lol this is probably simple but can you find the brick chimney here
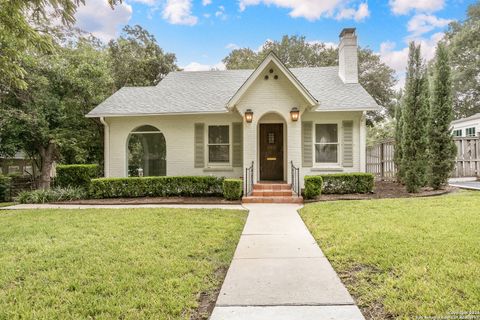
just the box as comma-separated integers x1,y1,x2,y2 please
338,28,358,84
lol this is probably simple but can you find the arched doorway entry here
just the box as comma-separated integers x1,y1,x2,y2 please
127,125,166,176
257,112,287,181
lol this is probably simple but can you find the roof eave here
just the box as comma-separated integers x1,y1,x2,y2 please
85,110,231,118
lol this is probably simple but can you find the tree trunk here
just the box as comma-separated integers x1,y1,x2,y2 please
38,142,57,190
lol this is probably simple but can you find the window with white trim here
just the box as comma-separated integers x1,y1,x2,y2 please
453,129,462,137
315,124,338,163
466,127,476,137
208,125,230,163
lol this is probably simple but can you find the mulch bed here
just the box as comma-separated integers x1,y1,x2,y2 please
54,197,241,205
306,181,457,203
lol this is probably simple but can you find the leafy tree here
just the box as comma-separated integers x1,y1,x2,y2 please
0,0,120,91
427,43,457,189
0,35,114,189
367,119,395,146
223,35,397,122
444,2,480,118
108,25,178,89
401,43,429,193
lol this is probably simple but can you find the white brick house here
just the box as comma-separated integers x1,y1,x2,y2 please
451,113,480,138
87,28,379,195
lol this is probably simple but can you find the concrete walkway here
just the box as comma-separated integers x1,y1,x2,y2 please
449,181,480,191
210,204,364,320
1,203,245,210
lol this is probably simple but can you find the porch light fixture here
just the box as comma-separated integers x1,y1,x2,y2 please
290,107,300,122
245,109,254,123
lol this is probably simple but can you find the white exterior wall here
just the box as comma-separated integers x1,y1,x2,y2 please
105,113,243,178
451,118,480,137
300,111,365,187
235,61,309,185
102,61,368,188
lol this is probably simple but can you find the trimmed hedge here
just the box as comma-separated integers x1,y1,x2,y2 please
56,164,99,189
0,175,12,202
319,173,374,194
304,176,323,199
223,179,243,200
89,176,224,199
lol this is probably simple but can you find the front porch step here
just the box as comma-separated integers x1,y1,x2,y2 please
253,183,292,190
252,189,293,197
243,182,303,203
242,195,303,204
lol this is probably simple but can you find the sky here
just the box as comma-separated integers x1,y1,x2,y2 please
74,0,476,88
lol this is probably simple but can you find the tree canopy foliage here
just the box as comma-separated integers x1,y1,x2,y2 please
0,0,121,92
0,20,177,188
108,25,178,89
444,1,480,118
223,35,398,122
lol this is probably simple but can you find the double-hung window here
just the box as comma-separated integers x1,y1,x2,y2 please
466,127,476,137
208,125,230,163
453,129,462,137
315,124,338,163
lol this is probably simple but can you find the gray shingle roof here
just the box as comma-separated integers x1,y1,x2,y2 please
87,66,379,117
451,113,480,124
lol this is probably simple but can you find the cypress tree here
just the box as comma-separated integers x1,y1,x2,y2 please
394,100,404,183
402,42,429,193
428,43,457,189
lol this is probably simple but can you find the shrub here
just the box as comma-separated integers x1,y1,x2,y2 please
17,187,86,204
320,173,374,194
223,179,243,200
89,176,224,199
56,164,99,189
304,176,323,199
0,175,12,202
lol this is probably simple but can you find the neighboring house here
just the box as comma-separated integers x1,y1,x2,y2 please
451,113,480,138
87,28,379,194
0,152,36,177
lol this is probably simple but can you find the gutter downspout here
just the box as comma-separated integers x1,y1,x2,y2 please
100,117,110,177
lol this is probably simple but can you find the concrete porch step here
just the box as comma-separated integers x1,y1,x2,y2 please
242,196,303,204
253,183,292,190
252,189,293,197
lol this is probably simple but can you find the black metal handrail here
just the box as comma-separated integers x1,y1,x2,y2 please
291,161,300,197
244,161,254,196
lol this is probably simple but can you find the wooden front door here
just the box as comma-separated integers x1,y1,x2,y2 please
259,123,284,180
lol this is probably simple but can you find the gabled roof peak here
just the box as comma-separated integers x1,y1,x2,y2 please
226,51,318,109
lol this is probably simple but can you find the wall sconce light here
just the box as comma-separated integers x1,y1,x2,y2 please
290,107,300,121
245,109,253,123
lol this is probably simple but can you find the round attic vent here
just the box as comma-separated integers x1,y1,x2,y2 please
274,75,278,80
264,75,269,80
269,68,273,73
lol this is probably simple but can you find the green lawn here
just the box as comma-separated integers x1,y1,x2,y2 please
0,208,247,319
0,202,14,208
300,191,480,319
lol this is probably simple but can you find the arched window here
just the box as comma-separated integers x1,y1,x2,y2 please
127,125,166,176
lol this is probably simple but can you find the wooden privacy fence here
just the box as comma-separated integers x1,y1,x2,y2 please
366,141,396,181
366,137,480,181
453,137,480,178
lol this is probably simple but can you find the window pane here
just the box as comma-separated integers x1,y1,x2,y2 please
209,126,229,144
315,144,338,163
128,132,166,177
209,145,229,163
315,124,338,143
